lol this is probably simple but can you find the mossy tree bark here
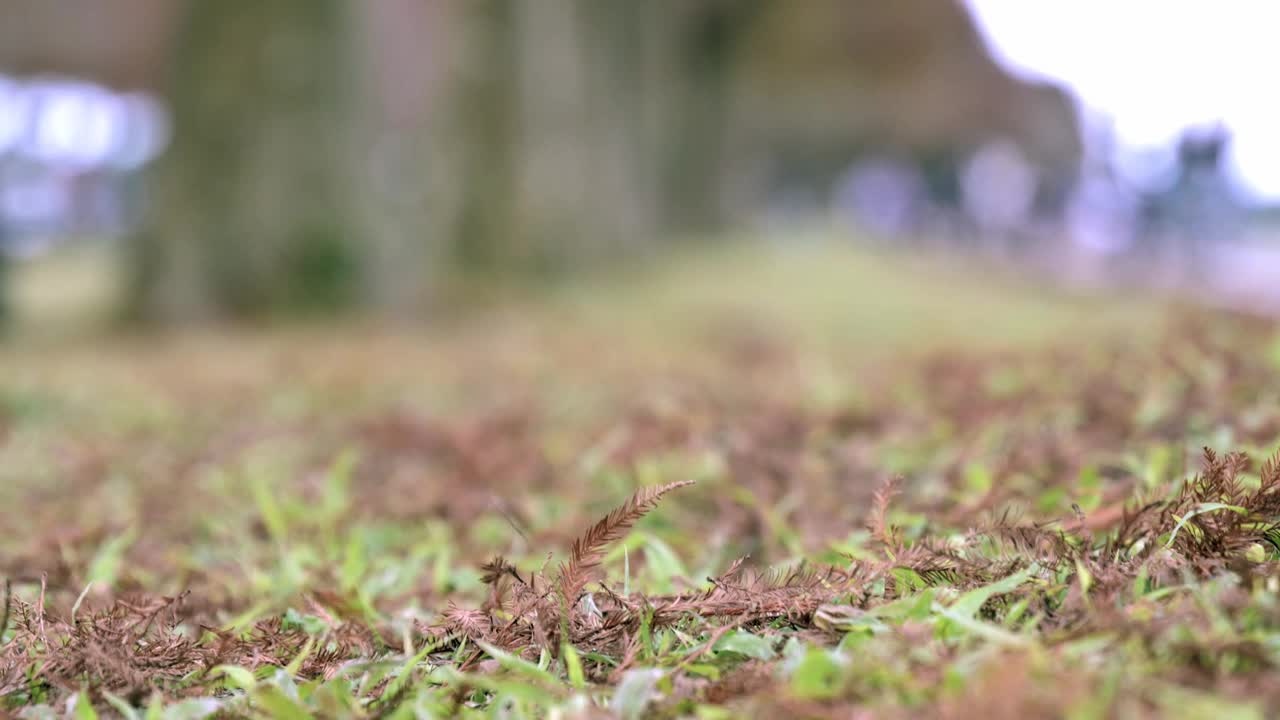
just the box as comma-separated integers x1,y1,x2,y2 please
447,0,520,283
123,0,768,320
573,0,663,259
659,0,765,236
347,0,450,315
444,0,760,285
124,0,360,323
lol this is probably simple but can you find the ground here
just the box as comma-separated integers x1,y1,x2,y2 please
2,243,1279,718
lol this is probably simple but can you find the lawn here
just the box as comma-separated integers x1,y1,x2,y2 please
3,243,1279,718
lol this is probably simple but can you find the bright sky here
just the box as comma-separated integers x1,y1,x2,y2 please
965,0,1280,204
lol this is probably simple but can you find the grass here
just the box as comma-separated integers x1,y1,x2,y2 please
3,242,1280,718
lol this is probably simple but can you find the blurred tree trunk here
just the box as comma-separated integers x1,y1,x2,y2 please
124,0,359,323
122,0,768,321
660,0,764,235
447,0,519,281
348,0,450,315
446,0,642,284
509,0,592,273
444,0,758,282
574,0,661,257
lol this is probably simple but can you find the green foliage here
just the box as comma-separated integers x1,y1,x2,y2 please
8,253,1280,716
713,631,776,661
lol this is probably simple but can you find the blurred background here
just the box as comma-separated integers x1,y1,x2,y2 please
0,0,1277,334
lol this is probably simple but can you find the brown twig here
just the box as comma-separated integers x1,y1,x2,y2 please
868,474,902,545
608,632,644,684
556,480,696,607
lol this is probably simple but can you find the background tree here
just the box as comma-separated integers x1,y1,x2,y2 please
658,0,766,234
447,0,519,281
445,0,768,286
0,0,1082,326
124,0,361,322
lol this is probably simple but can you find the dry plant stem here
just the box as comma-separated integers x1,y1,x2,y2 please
868,474,903,545
609,634,644,684
556,480,697,607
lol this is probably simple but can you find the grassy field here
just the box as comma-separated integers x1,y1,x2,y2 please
3,243,1280,718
